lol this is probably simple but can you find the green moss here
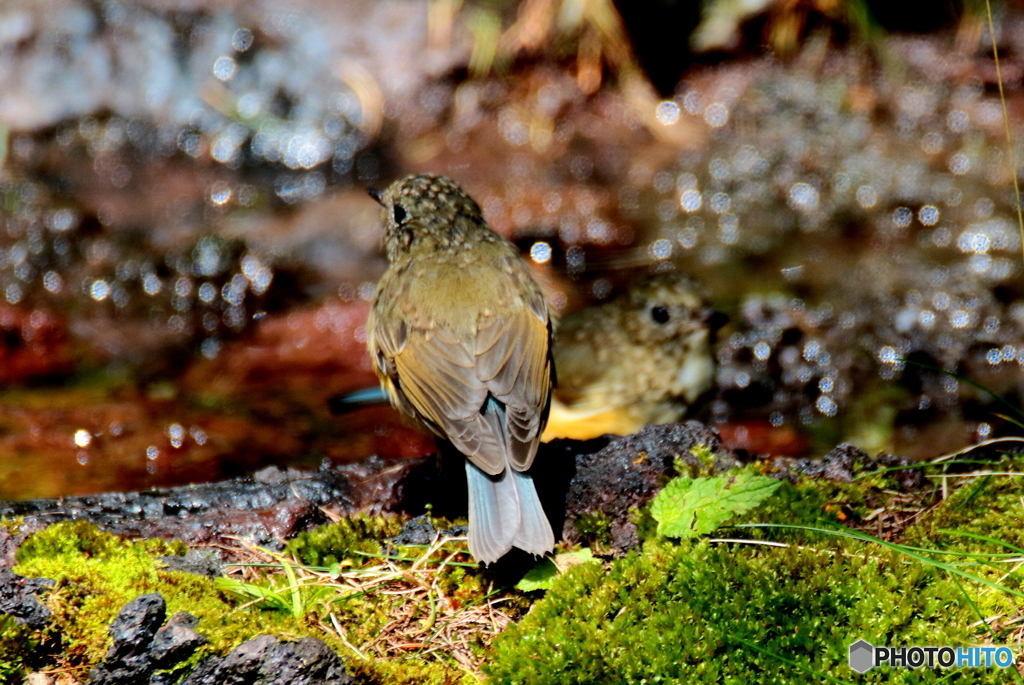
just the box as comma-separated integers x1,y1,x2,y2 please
571,511,613,548
4,519,493,684
8,522,316,679
0,615,34,682
348,658,482,685
485,538,997,684
285,514,404,568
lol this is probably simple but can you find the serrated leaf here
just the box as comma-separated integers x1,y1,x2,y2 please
516,549,599,592
650,473,781,538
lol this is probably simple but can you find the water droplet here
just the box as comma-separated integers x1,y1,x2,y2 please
948,153,970,175
198,283,217,304
788,183,819,212
679,189,702,212
530,241,552,264
815,395,838,416
655,100,680,125
704,103,729,128
43,271,63,293
74,429,92,448
946,110,969,132
168,423,186,448
710,193,731,214
918,205,939,226
90,280,110,301
210,182,232,206
856,185,877,209
190,426,208,446
892,207,913,228
650,239,672,260
232,28,254,52
212,56,237,82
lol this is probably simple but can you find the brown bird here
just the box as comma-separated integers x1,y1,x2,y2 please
543,273,718,440
365,174,556,564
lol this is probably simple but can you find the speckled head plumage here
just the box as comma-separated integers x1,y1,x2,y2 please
620,273,714,342
370,174,487,260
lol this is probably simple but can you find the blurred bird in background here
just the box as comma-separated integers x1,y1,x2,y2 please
543,273,719,440
364,174,555,564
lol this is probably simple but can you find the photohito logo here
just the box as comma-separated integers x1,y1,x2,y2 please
849,639,1015,673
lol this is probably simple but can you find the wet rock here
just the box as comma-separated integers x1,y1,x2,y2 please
0,567,54,629
552,421,741,551
181,634,353,685
0,458,423,549
91,593,206,685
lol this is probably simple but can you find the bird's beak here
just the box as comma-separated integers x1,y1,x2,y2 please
367,188,385,206
703,308,729,331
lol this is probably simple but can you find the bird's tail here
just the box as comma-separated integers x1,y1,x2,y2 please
465,460,554,564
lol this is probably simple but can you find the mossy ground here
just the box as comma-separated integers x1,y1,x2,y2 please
485,455,1024,684
2,516,497,684
1,452,1022,684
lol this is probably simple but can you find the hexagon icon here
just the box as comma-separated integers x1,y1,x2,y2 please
849,640,875,673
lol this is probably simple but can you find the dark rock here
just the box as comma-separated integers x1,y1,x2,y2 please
553,421,741,551
777,443,926,490
390,515,439,545
91,594,206,685
0,567,54,629
150,613,208,670
390,515,465,546
874,452,927,490
820,443,865,482
182,635,353,685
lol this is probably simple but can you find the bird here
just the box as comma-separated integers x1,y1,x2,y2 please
364,173,556,564
542,273,719,441
334,272,720,442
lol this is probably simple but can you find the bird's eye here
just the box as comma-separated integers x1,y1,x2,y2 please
651,306,670,324
393,203,407,224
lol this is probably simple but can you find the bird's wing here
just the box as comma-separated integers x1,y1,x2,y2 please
370,298,552,475
474,302,552,471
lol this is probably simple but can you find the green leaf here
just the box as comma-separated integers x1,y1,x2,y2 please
516,549,599,592
650,473,781,538
517,558,558,592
